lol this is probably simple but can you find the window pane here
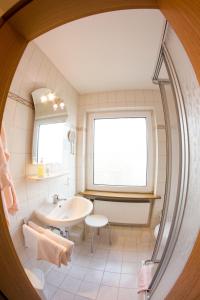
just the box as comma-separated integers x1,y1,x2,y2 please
38,123,65,164
93,118,147,186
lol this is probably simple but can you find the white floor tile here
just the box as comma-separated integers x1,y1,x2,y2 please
60,276,82,294
89,258,106,271
77,281,100,299
121,262,140,274
123,250,138,263
123,240,137,251
52,263,72,274
105,260,122,273
52,289,75,300
120,273,138,289
137,241,154,250
84,269,103,284
69,265,89,280
131,228,140,234
74,255,92,267
109,241,124,251
93,248,109,259
74,296,90,300
97,285,118,300
44,283,57,300
46,269,66,287
102,272,120,287
108,250,123,261
118,288,140,300
79,247,95,256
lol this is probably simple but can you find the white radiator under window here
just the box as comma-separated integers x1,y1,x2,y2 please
94,200,151,225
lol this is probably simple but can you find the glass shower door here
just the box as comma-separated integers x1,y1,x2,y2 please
147,44,189,298
153,78,181,262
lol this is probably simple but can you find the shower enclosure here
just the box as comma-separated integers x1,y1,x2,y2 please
146,26,189,299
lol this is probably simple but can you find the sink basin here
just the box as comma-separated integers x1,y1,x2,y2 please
34,196,93,228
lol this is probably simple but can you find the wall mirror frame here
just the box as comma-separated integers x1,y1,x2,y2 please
31,88,68,165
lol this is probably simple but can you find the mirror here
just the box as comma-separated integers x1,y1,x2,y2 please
31,88,68,164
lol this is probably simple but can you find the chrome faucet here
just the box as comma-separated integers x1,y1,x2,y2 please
53,194,67,204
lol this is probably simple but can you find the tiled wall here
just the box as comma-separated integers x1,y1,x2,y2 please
152,26,200,299
76,90,166,227
3,41,167,275
3,41,78,271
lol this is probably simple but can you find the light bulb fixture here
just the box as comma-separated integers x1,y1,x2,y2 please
60,102,65,110
53,103,58,111
39,89,65,112
48,92,56,101
40,95,48,103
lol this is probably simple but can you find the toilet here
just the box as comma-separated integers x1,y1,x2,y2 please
154,224,160,239
154,222,171,240
25,268,46,300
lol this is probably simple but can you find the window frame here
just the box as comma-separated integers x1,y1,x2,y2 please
86,110,155,192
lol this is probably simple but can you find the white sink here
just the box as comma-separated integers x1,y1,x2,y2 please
34,196,93,228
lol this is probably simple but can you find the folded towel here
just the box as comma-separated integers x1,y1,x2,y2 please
23,224,40,258
138,263,154,293
28,221,74,262
23,224,68,267
0,125,18,223
37,232,67,267
23,223,74,266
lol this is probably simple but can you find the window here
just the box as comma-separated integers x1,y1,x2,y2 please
86,111,154,192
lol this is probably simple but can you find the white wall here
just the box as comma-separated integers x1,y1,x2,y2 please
76,90,166,227
152,26,200,299
3,41,78,272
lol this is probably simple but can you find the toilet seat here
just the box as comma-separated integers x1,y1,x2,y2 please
25,268,45,290
154,222,171,240
154,224,160,239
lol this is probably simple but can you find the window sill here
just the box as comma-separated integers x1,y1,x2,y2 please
79,190,161,202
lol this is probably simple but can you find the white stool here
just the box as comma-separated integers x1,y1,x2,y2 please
85,214,111,253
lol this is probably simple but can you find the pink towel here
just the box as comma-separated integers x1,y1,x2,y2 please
37,233,67,267
137,263,153,293
23,224,71,267
28,221,74,262
0,125,18,222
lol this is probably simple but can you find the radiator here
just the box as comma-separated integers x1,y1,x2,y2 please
94,200,151,225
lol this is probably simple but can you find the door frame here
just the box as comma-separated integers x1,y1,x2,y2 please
0,1,200,299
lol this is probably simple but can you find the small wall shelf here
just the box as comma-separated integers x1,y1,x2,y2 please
26,172,68,181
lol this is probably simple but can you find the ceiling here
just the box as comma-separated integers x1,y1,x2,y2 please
35,9,165,94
